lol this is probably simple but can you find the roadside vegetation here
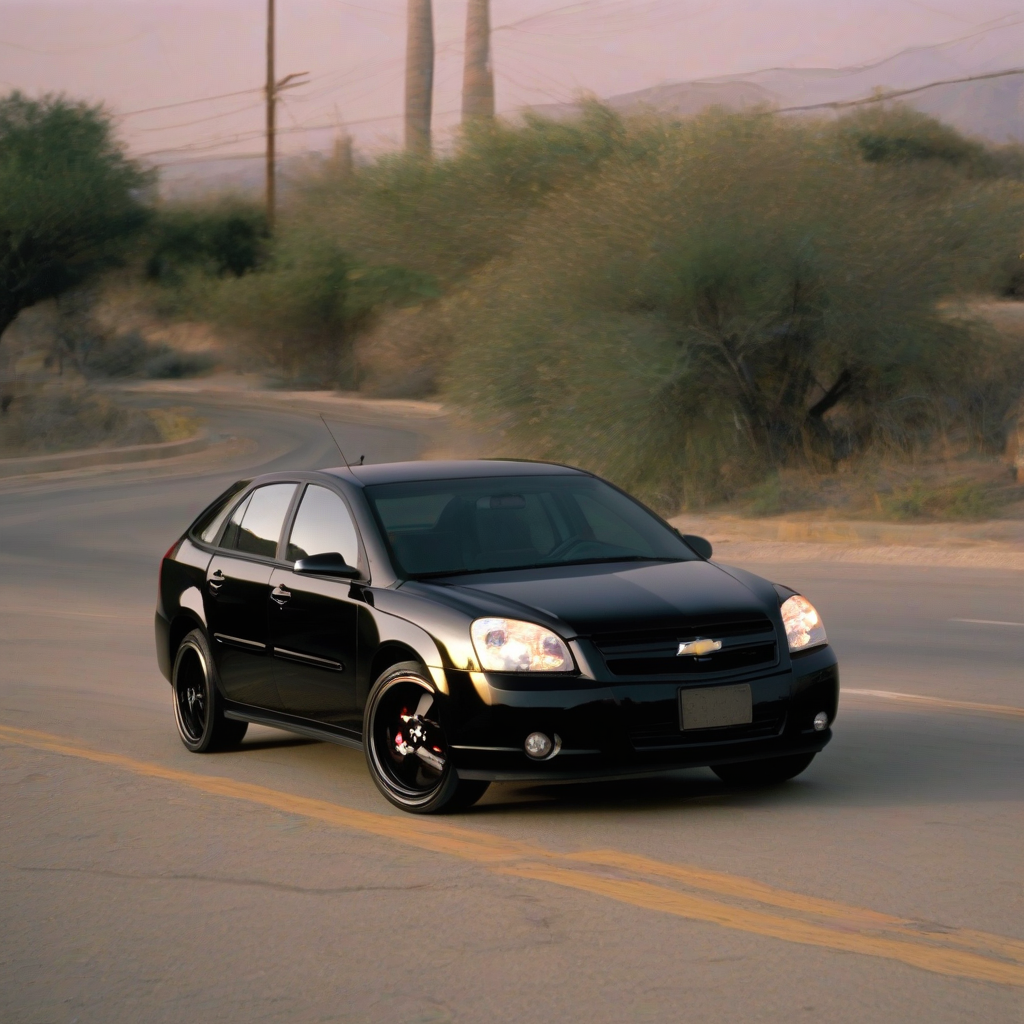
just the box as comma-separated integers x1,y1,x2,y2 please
0,387,199,457
2,89,1023,513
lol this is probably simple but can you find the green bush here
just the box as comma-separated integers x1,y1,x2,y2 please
290,102,645,287
202,235,438,384
441,108,1024,508
879,480,997,520
196,104,652,384
145,201,268,283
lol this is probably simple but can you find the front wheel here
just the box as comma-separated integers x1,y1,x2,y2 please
364,662,488,814
712,752,815,786
172,629,248,753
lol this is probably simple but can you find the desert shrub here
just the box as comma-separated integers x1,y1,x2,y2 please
291,102,646,287
837,105,994,172
443,107,1024,509
0,387,161,455
86,330,151,376
85,330,214,379
206,104,660,385
142,350,216,378
202,235,437,385
145,200,268,283
879,480,997,520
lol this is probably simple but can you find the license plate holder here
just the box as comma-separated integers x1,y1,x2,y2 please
679,683,753,731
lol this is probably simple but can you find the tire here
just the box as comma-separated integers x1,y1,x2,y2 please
172,628,248,753
712,752,815,787
364,662,489,814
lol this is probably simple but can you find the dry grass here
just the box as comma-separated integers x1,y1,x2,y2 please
0,386,201,457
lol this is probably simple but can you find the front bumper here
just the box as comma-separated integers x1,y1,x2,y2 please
443,645,839,782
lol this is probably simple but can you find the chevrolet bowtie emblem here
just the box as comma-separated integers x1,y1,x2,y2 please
677,638,723,656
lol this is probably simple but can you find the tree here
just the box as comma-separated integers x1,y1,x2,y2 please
0,92,149,343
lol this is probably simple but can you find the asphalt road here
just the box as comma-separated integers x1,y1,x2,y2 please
2,398,1022,1024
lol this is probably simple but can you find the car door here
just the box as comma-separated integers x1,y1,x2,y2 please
205,482,297,711
269,483,361,730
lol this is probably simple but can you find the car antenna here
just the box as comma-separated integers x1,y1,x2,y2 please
319,414,350,469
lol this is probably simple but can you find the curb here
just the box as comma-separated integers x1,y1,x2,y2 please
0,431,209,479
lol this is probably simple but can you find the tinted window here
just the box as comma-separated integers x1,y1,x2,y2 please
366,475,695,577
193,480,250,544
286,485,360,566
220,493,251,551
223,483,296,558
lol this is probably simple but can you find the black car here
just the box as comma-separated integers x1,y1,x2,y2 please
155,460,838,813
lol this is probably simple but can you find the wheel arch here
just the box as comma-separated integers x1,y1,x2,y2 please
368,643,430,690
168,612,207,674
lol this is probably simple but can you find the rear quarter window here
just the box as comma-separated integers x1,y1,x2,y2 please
190,481,251,545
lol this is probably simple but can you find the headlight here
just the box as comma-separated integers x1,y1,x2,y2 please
470,618,574,672
780,594,827,652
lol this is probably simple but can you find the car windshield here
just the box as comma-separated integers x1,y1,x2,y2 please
365,474,697,578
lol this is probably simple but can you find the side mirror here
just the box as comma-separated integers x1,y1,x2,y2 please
681,533,713,560
294,552,361,579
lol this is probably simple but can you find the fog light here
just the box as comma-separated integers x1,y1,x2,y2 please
524,732,553,759
813,711,829,732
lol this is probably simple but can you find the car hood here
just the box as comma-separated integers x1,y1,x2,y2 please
407,559,774,637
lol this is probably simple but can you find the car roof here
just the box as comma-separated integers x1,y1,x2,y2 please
321,459,588,487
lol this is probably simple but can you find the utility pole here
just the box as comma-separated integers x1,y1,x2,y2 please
264,0,308,230
265,0,276,229
462,0,494,123
405,0,434,156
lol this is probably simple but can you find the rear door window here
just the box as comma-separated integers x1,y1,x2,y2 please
222,483,297,559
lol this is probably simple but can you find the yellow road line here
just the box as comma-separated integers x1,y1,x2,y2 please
500,863,1024,987
569,849,1024,963
843,689,1024,720
2,722,1023,987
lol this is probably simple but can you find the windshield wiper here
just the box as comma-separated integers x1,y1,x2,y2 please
409,556,681,580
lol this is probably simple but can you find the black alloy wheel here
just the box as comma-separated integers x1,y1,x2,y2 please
711,752,815,786
172,629,248,753
364,662,488,814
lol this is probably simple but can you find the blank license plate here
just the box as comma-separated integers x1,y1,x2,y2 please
680,684,753,730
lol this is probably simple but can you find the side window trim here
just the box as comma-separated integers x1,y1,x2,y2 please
276,483,306,562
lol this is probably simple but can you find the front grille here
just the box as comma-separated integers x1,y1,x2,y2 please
591,616,778,678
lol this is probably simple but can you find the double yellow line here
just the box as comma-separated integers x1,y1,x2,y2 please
3,722,1023,987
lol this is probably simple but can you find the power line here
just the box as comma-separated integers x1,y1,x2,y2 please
777,66,1024,113
135,101,265,133
120,88,263,118
138,58,1024,163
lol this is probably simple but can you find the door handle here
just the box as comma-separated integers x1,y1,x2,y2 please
271,584,291,606
208,569,225,594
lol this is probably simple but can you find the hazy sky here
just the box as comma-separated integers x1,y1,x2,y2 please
3,0,1022,164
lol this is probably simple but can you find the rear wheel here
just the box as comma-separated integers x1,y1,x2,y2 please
364,662,488,814
712,752,815,786
172,629,248,753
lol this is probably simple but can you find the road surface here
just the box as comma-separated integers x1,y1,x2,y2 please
2,397,1022,1023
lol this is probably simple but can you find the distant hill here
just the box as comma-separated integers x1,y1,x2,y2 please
535,21,1024,144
